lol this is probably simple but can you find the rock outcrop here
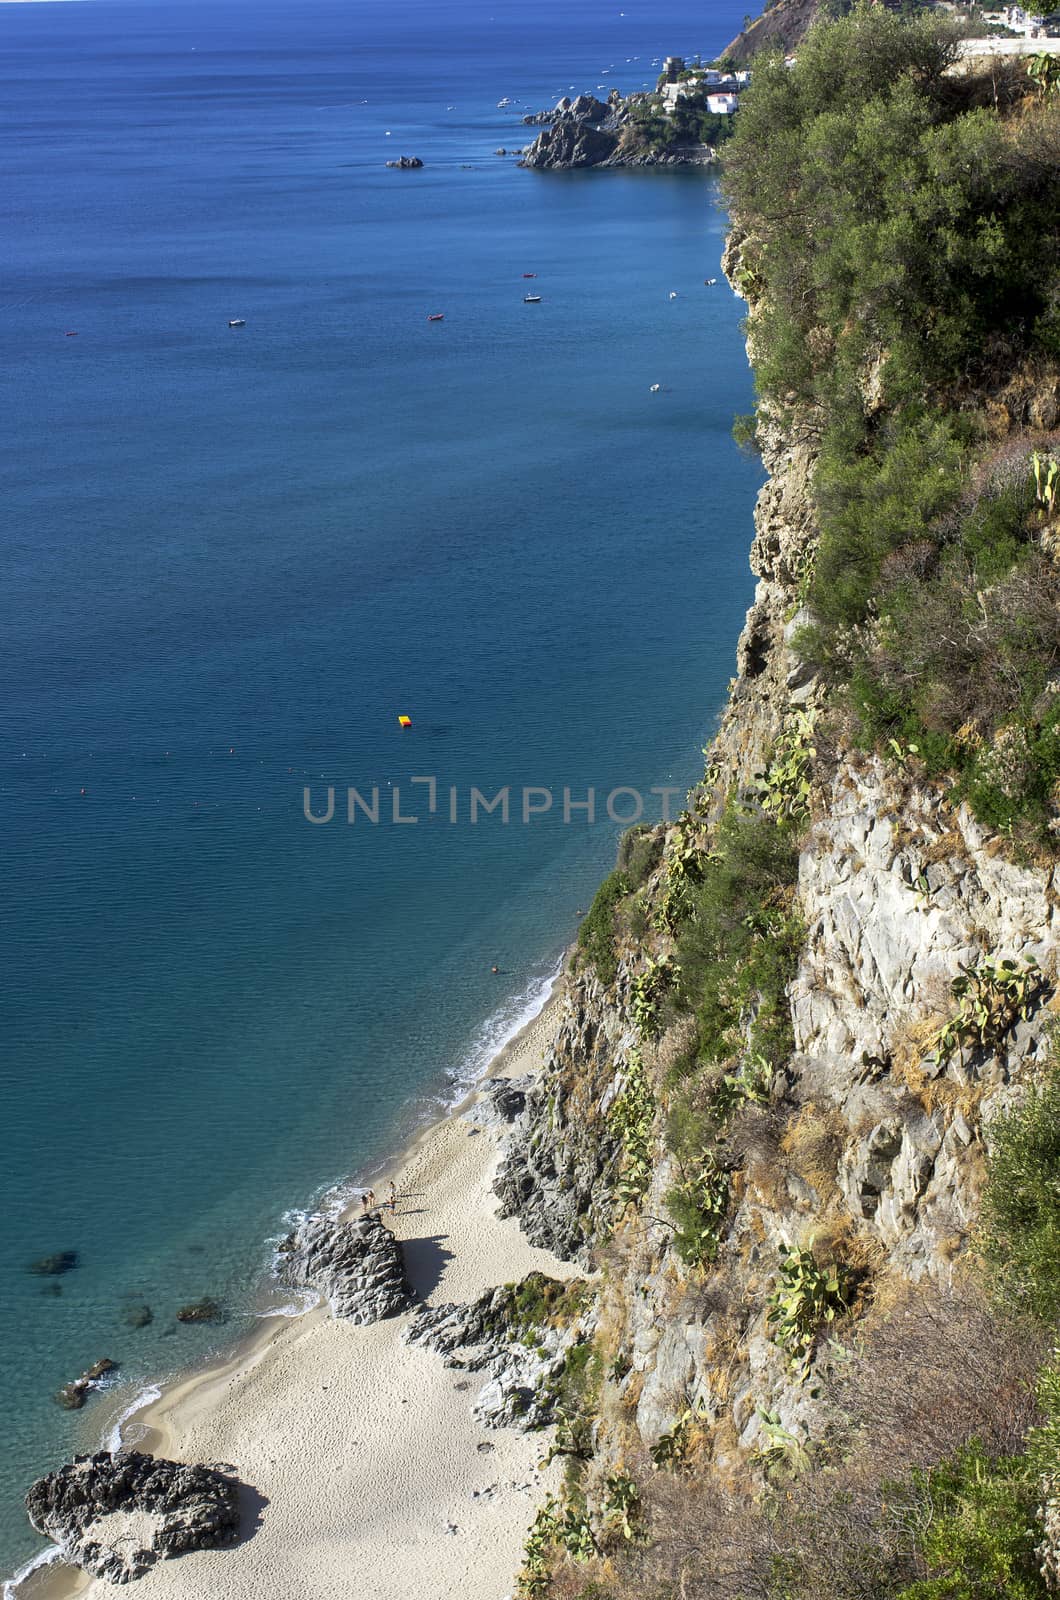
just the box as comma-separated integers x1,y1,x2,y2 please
25,1451,240,1583
282,1212,413,1324
404,1276,591,1429
385,155,423,168
56,1358,117,1411
494,973,629,1263
519,86,717,171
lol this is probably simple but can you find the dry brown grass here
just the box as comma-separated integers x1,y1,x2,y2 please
543,1279,1046,1600
779,1101,846,1196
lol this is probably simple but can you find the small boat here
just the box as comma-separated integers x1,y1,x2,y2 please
650,383,661,393
523,294,542,304
427,313,445,322
497,97,511,107
669,291,678,300
228,318,246,328
522,273,537,279
64,330,78,337
704,278,718,286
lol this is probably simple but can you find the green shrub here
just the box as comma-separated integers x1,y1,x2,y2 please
665,1148,730,1266
577,869,630,986
676,802,801,1075
979,1057,1060,1322
893,1443,1047,1600
617,824,663,889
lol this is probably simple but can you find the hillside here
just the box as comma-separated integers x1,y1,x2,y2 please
720,0,824,64
445,10,1060,1597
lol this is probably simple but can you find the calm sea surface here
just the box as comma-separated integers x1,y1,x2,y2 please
1,0,760,1573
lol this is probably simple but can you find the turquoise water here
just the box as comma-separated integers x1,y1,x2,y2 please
0,0,760,1573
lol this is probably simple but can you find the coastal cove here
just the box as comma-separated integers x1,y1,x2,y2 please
1,0,762,1583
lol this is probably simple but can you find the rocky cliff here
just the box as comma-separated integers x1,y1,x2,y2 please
458,217,1060,1592
520,89,717,171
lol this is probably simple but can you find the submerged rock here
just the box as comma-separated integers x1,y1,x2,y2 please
56,1359,118,1412
122,1302,153,1330
28,1250,79,1276
284,1212,414,1324
26,1450,241,1583
175,1297,224,1324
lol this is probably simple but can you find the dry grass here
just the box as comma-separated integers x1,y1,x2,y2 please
779,1101,846,1197
542,1279,1045,1600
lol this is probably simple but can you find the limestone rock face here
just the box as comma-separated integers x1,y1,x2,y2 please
285,1212,413,1324
25,1451,240,1584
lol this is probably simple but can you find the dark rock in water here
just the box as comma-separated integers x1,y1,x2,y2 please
176,1297,224,1324
122,1302,153,1330
26,1450,241,1583
284,1212,414,1324
56,1359,118,1411
385,155,423,168
40,1283,63,1298
521,120,619,170
28,1251,79,1277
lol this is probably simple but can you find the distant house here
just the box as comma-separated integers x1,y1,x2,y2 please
706,93,739,115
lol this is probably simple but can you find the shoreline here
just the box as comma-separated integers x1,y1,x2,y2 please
14,968,572,1600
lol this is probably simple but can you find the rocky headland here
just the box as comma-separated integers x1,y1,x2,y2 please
519,88,717,171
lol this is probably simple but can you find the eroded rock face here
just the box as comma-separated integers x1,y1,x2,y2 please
25,1451,240,1584
404,1278,590,1430
521,120,619,169
494,973,629,1264
284,1212,413,1323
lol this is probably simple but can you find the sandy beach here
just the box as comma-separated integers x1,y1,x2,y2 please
26,991,574,1600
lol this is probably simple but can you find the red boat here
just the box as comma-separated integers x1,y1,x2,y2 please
427,313,445,322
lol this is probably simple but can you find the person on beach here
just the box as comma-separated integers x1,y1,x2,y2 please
387,1180,397,1212
360,1191,370,1214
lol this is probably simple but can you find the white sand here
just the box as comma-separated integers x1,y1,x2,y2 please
32,995,574,1600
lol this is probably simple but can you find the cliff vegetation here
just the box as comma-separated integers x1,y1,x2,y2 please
465,9,1060,1599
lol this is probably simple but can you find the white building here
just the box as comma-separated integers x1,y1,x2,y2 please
706,92,739,115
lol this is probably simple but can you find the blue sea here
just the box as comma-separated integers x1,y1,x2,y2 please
0,0,760,1576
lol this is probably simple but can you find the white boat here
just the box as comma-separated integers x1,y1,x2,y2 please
650,383,661,393
524,294,542,304
228,318,246,328
497,97,512,107
669,291,678,300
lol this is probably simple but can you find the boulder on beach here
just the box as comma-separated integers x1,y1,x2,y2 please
26,1450,241,1583
283,1212,414,1324
27,1250,79,1276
